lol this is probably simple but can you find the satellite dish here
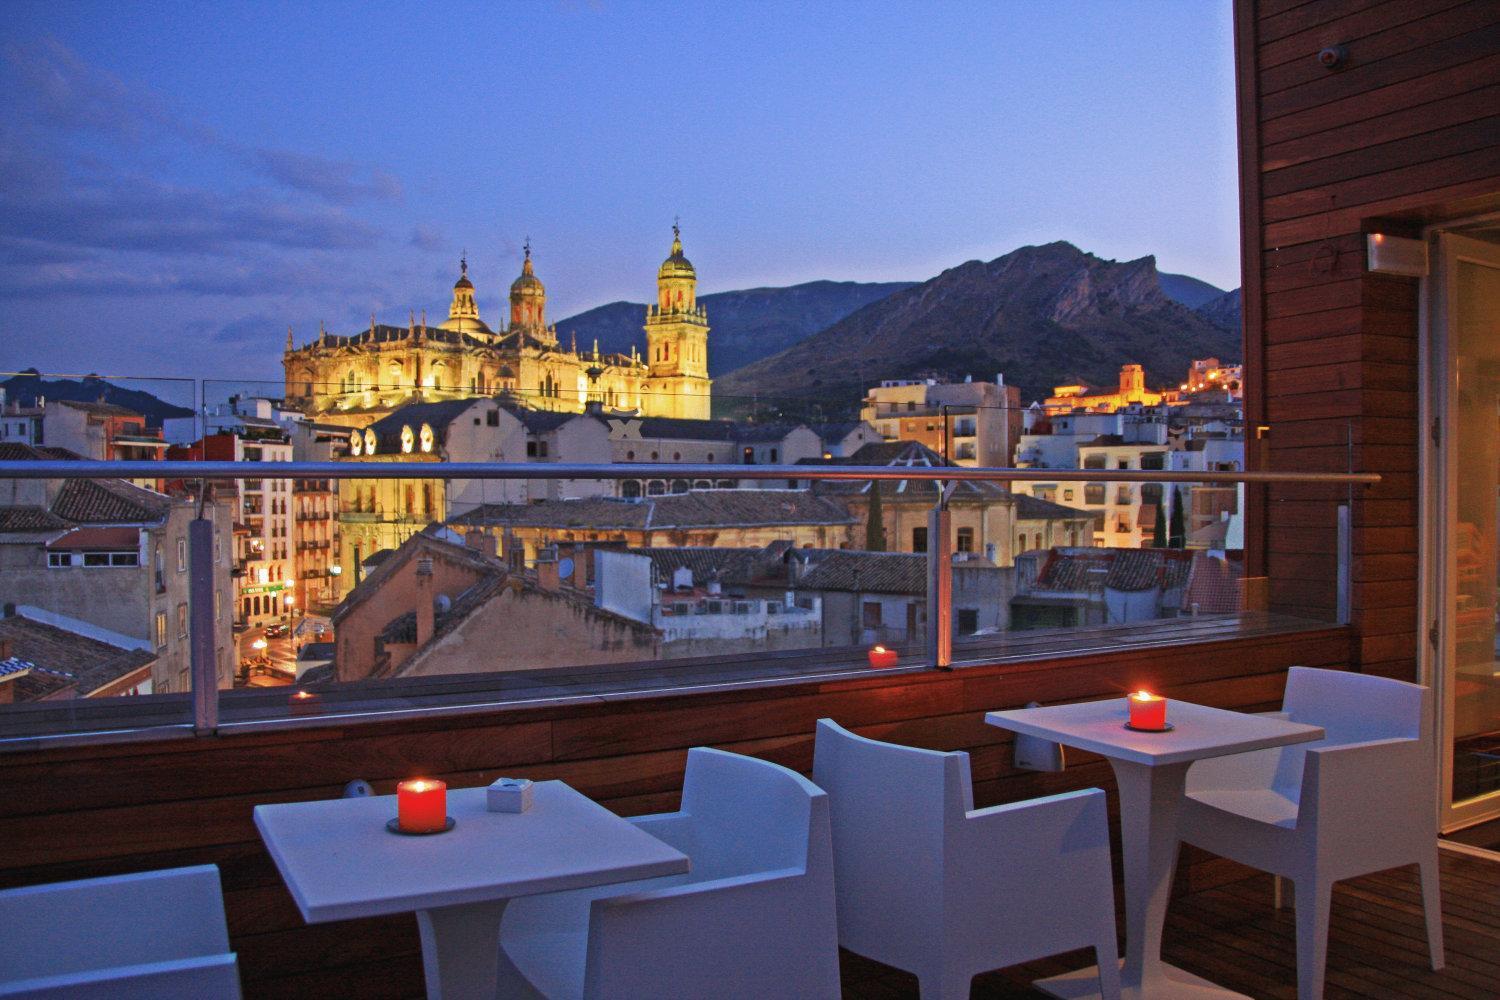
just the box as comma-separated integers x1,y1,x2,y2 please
558,557,575,579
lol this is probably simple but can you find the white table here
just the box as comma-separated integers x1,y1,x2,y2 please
986,699,1323,1000
254,780,690,1000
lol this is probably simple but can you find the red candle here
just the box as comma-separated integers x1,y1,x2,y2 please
288,690,320,714
867,645,899,669
1128,691,1167,729
397,778,447,833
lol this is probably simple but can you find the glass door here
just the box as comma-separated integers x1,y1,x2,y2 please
1432,230,1500,831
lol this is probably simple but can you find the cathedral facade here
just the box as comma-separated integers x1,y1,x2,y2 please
282,227,712,425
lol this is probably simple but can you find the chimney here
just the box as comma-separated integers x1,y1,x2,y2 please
535,548,560,591
465,530,498,557
415,553,435,646
572,547,588,589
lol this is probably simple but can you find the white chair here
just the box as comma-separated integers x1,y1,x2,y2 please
501,746,841,999
1181,667,1443,1000
0,864,241,999
812,718,1121,1000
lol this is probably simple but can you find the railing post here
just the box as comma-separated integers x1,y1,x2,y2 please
190,516,219,735
1336,503,1351,626
927,503,952,670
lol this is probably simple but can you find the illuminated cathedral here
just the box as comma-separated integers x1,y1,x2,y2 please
282,226,712,425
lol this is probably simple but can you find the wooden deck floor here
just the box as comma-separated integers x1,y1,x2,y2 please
839,847,1500,1000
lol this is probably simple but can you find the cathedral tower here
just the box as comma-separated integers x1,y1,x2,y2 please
439,256,492,334
644,224,711,418
510,240,547,333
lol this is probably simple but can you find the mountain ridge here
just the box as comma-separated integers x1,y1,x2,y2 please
714,241,1241,417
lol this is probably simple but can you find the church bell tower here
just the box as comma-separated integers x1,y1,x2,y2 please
644,223,711,419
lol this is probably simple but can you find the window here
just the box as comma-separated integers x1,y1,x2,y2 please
862,601,882,627
154,612,168,649
1083,455,1106,470
47,552,72,568
1117,459,1130,470
1084,484,1105,505
956,527,974,553
177,539,187,572
176,602,188,639
486,410,500,427
958,609,979,634
911,527,928,553
1062,489,1075,502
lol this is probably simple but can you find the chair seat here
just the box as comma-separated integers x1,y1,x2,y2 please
1185,787,1300,828
501,927,588,1000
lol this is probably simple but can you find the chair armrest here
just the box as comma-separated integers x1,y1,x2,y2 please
0,953,241,1000
958,789,1112,883
584,869,835,998
1301,737,1431,844
627,812,693,853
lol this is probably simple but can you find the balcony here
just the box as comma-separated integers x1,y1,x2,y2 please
0,457,1487,1000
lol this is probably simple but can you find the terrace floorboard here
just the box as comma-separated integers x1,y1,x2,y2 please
838,847,1499,1000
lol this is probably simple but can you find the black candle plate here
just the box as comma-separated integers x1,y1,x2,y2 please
386,816,456,835
1122,721,1175,733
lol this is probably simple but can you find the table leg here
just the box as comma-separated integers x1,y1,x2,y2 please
415,898,543,1000
1034,759,1251,1000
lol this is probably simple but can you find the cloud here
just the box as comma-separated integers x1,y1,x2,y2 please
3,38,400,205
248,149,402,205
204,313,283,344
0,249,382,300
0,153,381,257
409,225,445,250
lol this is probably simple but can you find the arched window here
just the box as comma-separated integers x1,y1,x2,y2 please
622,480,642,499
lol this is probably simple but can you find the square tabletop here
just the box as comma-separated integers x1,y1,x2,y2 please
985,699,1324,766
254,780,690,924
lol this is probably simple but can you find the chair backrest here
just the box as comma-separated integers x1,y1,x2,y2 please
675,746,825,881
812,719,969,958
1273,667,1429,796
0,866,231,985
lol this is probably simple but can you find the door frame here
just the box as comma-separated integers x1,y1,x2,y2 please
1421,223,1500,833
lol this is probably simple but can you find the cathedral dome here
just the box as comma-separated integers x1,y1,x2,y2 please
511,245,544,293
657,224,695,280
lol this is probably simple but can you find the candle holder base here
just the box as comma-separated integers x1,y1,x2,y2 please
1123,721,1175,733
386,816,456,835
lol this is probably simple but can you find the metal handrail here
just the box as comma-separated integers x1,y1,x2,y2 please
0,459,1381,485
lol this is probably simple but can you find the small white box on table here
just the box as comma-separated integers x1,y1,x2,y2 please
487,777,534,813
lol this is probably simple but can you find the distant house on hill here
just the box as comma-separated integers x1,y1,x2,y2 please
1011,547,1241,630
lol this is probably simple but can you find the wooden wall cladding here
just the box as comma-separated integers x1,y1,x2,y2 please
0,628,1348,998
1239,0,1500,681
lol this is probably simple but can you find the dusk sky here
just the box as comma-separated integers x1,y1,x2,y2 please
0,1,1239,391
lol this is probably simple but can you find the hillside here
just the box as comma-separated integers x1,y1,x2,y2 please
714,242,1242,419
555,279,913,377
0,370,193,427
1195,287,1243,334
1159,271,1227,309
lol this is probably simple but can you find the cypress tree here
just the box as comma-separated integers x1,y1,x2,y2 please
1152,501,1167,548
864,482,887,551
1168,487,1187,549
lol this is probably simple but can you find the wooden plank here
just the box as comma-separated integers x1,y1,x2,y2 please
1266,172,1500,249
1260,21,1500,121
1263,114,1500,199
1264,83,1500,173
1257,0,1388,45
1260,0,1494,88
1261,52,1500,146
1264,145,1500,225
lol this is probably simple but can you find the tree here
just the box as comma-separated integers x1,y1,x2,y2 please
1168,487,1186,549
1152,501,1168,548
864,482,887,551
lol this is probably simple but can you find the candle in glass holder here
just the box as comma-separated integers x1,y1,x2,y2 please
288,689,320,710
1128,691,1167,729
397,778,447,833
867,645,899,669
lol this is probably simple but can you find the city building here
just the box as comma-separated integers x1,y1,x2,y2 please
860,376,1022,466
0,612,157,701
282,227,712,425
449,490,856,564
167,421,295,627
803,442,1093,563
594,547,822,658
0,444,234,694
38,400,168,463
1042,364,1164,414
602,415,822,496
331,528,656,680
